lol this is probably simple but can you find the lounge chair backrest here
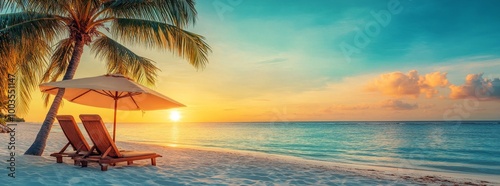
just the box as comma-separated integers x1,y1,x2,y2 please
56,115,90,152
79,114,122,158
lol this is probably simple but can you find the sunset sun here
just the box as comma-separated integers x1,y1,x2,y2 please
169,110,181,122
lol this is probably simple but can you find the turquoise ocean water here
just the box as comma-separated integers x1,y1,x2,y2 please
86,121,500,176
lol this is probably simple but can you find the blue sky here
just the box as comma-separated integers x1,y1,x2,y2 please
196,0,500,78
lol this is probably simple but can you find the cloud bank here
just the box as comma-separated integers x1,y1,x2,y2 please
449,73,500,99
326,99,418,112
380,99,418,110
366,70,449,98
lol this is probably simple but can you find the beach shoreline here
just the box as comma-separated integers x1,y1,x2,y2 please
135,142,500,185
1,123,498,185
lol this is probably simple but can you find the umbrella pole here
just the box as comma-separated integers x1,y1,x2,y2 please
113,93,117,142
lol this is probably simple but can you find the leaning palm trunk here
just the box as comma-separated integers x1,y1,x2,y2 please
25,40,84,155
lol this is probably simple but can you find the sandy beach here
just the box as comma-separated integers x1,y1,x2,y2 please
1,123,498,186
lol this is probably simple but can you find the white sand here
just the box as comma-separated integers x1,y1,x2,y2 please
1,123,498,186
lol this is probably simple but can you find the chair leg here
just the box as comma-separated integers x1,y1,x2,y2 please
74,160,80,166
151,158,156,166
56,157,63,163
81,161,88,167
127,161,133,165
100,164,108,171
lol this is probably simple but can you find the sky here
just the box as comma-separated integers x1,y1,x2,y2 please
23,0,500,123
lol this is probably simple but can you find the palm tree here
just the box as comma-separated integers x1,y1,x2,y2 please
1,20,49,116
0,0,210,155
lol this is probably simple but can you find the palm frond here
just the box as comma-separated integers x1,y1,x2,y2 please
41,38,75,83
39,37,75,108
0,38,15,110
104,0,196,27
0,0,25,12
91,35,160,85
13,37,51,114
67,0,102,22
0,33,16,71
0,12,53,114
111,18,210,69
0,12,66,44
21,0,71,17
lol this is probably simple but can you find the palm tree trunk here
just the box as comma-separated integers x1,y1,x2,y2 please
24,39,85,155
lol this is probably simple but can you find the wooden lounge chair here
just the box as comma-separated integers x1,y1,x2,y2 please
77,114,161,171
50,115,93,165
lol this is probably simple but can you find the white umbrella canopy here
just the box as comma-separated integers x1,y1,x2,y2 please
40,74,185,141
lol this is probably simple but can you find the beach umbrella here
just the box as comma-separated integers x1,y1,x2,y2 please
40,74,185,141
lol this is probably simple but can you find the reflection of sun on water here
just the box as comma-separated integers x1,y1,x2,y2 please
167,110,181,147
169,110,181,122
169,122,179,147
